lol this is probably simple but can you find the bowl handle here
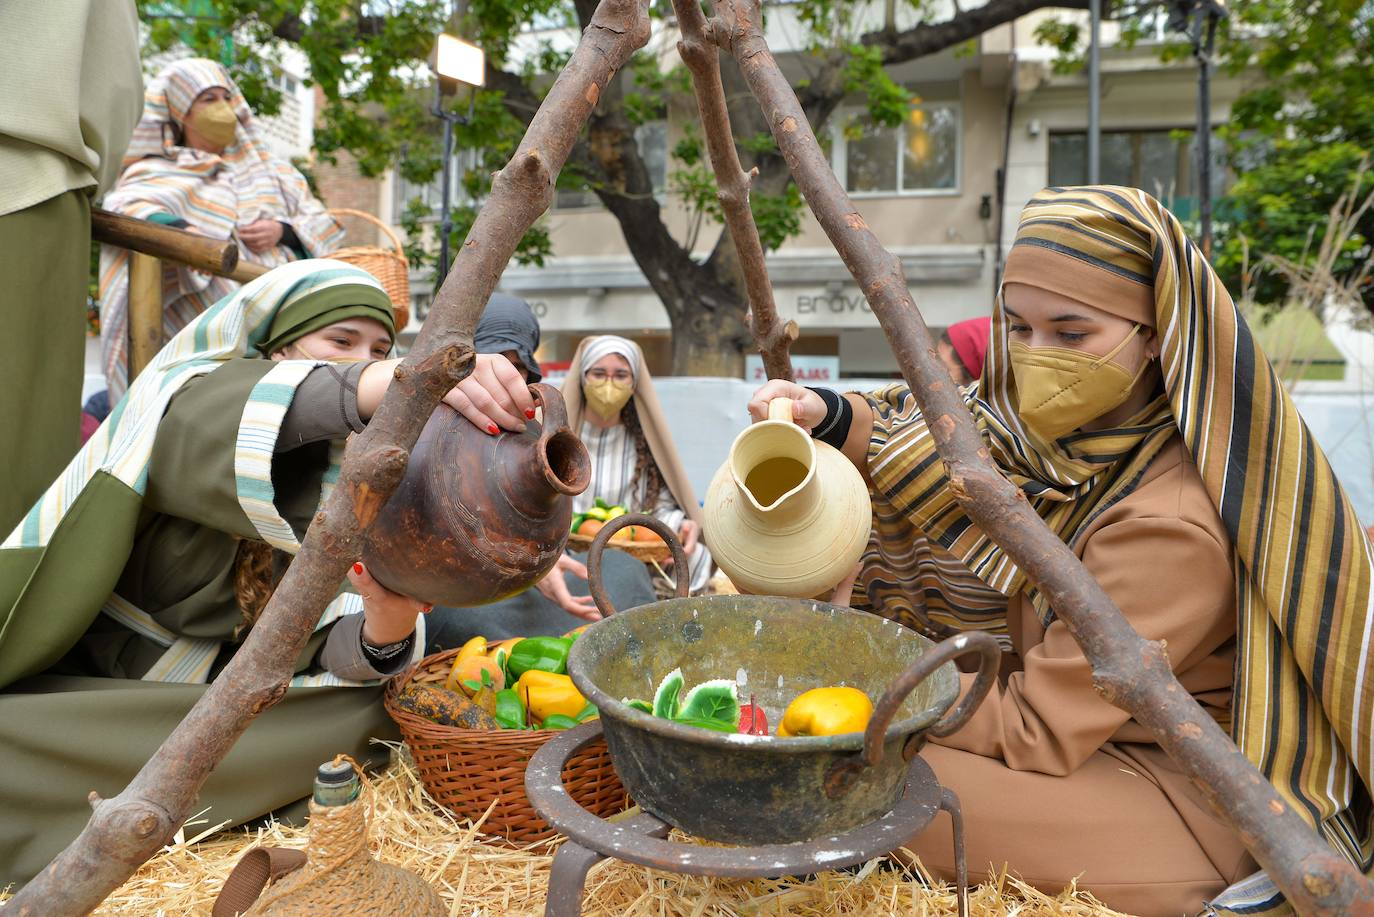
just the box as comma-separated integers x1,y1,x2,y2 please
824,630,1001,799
586,513,690,617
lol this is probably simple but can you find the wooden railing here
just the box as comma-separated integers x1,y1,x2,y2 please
91,208,269,380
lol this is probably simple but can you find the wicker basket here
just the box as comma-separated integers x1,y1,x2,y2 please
384,647,628,845
566,531,673,563
328,208,411,331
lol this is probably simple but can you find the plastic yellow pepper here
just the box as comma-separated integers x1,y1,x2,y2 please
517,670,588,723
776,686,873,737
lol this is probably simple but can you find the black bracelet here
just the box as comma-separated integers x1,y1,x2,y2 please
807,387,853,449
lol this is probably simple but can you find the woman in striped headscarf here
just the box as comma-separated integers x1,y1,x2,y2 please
748,186,1373,915
0,260,535,886
97,57,345,401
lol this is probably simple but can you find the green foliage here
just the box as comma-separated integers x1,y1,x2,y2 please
751,183,804,253
1212,0,1374,309
1215,142,1372,309
1032,17,1084,75
841,45,912,129
1033,0,1373,309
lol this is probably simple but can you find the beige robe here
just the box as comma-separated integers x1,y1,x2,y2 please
905,433,1255,917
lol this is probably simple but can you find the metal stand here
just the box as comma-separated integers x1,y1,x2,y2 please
527,722,968,917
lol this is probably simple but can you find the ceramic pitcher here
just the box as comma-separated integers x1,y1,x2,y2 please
361,383,592,606
703,398,870,598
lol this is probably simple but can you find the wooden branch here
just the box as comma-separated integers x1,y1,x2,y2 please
860,0,1090,66
6,2,651,913
673,0,796,381
703,0,1374,912
93,208,240,277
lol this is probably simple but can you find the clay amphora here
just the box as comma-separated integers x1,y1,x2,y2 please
703,398,870,598
361,383,591,606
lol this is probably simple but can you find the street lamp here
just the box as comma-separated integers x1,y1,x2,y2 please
432,34,485,282
1167,0,1228,257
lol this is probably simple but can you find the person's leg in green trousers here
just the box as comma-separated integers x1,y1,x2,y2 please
0,190,90,535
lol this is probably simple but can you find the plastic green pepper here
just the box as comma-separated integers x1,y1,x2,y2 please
493,688,528,730
506,636,574,678
540,714,580,730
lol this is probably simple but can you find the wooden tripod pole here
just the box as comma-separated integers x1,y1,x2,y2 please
7,2,651,913
677,0,1374,912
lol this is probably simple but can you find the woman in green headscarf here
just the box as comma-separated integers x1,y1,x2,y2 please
0,259,534,886
744,187,1373,916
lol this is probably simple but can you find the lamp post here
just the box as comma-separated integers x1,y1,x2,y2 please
1168,0,1228,257
432,33,485,282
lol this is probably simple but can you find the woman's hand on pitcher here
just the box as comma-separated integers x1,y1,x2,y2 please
441,353,535,435
747,381,826,431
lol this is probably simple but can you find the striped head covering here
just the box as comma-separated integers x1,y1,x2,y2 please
860,186,1373,889
98,58,345,400
2,261,406,689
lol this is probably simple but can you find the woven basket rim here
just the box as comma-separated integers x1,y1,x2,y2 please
566,532,672,563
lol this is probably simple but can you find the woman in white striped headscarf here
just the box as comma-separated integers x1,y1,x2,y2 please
561,335,713,594
98,58,345,401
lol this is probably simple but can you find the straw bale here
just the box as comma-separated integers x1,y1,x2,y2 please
9,744,1124,916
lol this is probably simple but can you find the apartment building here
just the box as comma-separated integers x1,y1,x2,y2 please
325,7,1250,377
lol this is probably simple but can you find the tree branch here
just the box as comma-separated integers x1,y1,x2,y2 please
861,0,1090,66
673,0,796,380
6,1,651,912
705,0,1374,913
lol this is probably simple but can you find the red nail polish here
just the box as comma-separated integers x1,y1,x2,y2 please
525,409,536,420
487,423,499,435
352,562,363,575
422,603,434,612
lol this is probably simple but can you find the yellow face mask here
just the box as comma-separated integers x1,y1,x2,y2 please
1009,323,1149,442
189,99,238,148
583,377,633,420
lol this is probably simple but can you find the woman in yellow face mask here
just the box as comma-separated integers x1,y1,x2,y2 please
560,336,714,595
97,58,346,403
746,186,1374,917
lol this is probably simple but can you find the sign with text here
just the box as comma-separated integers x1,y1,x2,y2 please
745,354,840,384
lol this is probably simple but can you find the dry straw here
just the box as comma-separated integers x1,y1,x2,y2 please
59,745,1126,917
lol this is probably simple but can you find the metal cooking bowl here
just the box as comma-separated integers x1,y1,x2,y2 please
569,515,999,846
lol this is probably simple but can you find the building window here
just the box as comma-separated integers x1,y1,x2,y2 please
554,121,668,210
831,101,960,196
1048,128,1228,206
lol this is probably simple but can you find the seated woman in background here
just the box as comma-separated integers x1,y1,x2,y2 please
562,335,713,594
423,298,657,650
0,260,529,886
748,186,1372,916
98,57,344,401
936,315,991,385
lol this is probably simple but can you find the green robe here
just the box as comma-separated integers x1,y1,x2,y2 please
0,360,396,886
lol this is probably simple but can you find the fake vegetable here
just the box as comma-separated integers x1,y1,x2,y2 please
738,695,768,736
446,655,505,695
776,686,873,737
517,670,588,723
540,714,581,730
506,636,573,678
571,498,630,535
493,688,528,730
623,668,741,732
397,685,498,730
